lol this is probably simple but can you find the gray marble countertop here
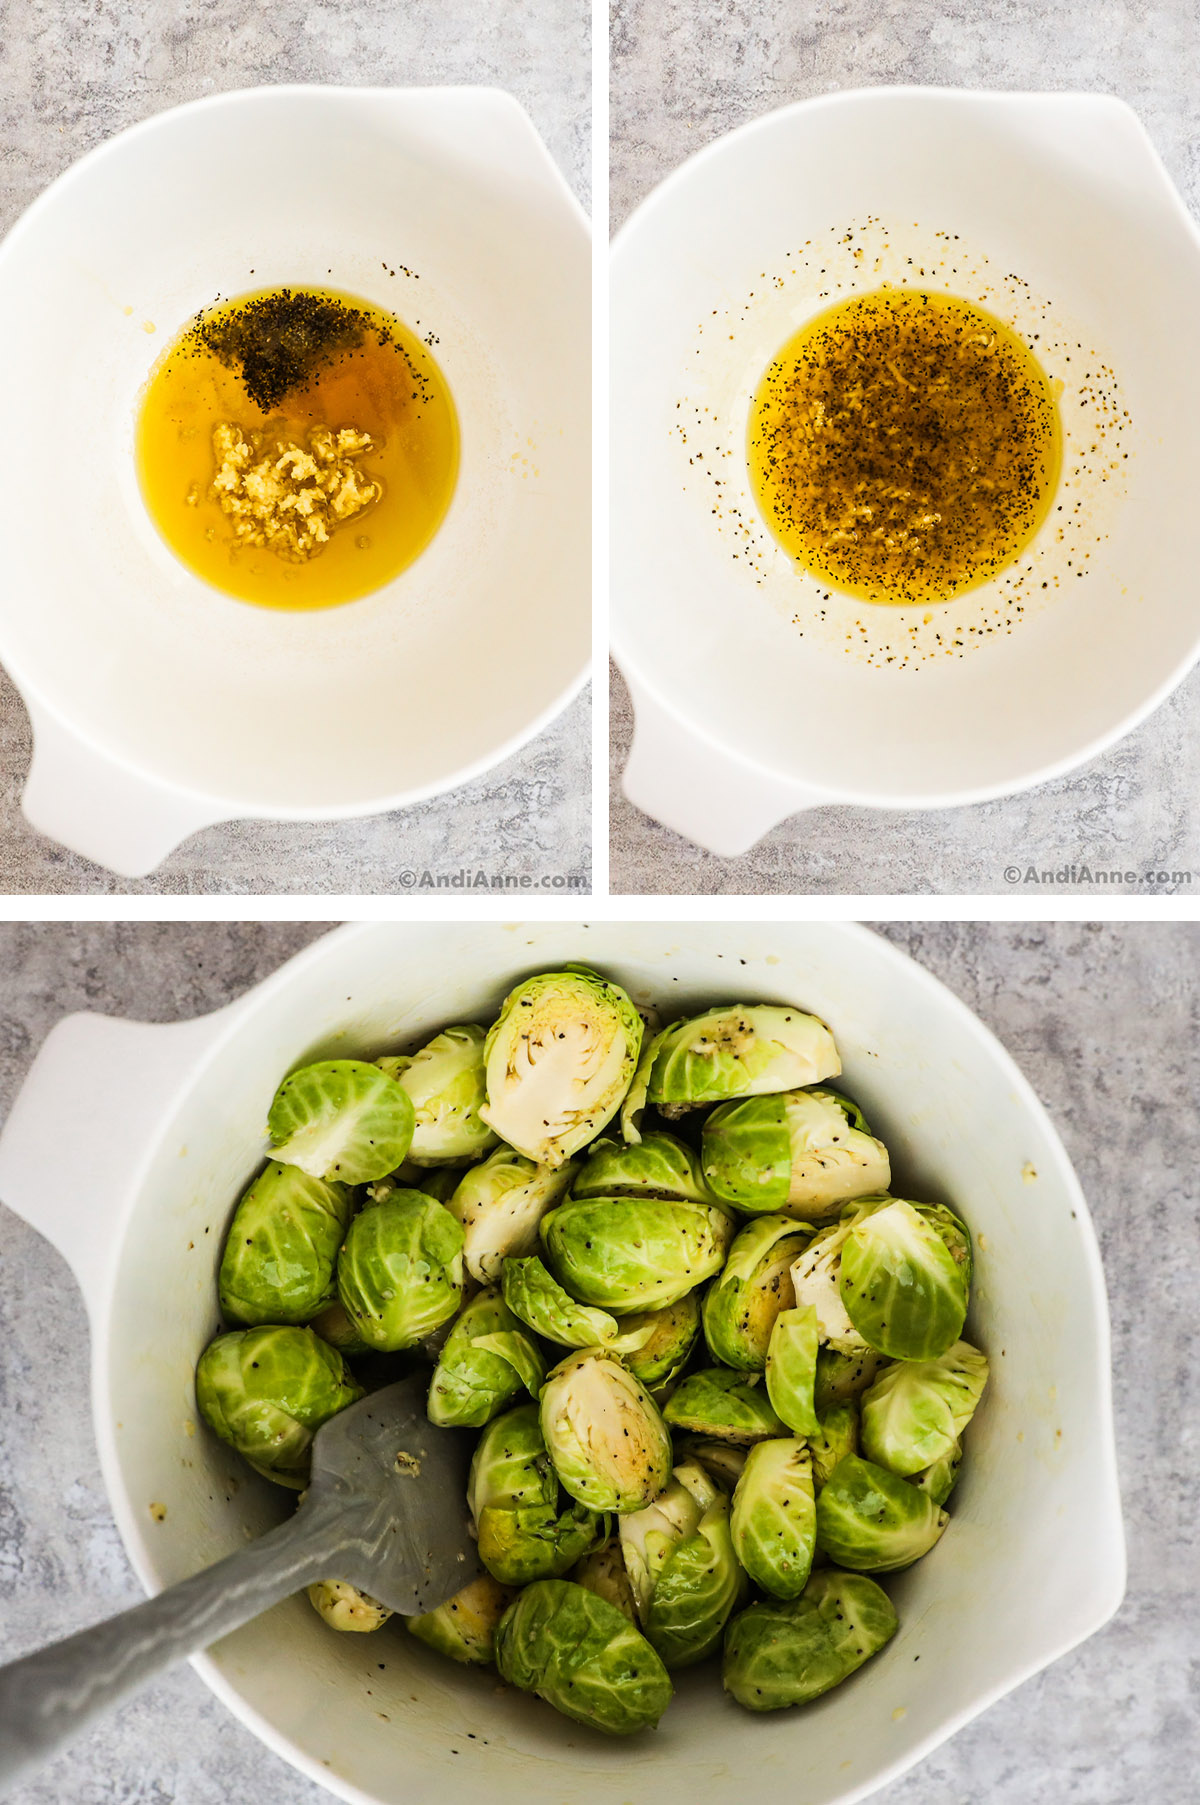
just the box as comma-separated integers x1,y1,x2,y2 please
0,0,590,895
609,0,1200,895
0,921,1194,1803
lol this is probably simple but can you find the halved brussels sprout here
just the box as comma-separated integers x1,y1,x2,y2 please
730,1439,816,1599
911,1440,963,1507
765,1305,820,1436
571,1542,639,1622
427,1288,545,1428
702,1216,810,1371
815,1454,948,1571
723,1570,898,1712
495,1579,672,1736
808,1402,859,1492
672,1436,748,1491
218,1161,353,1326
448,1147,576,1285
619,1026,670,1145
663,1369,786,1444
541,1193,735,1313
788,1203,888,1354
634,1482,745,1669
540,1349,672,1513
195,1326,362,1489
267,1059,415,1184
481,967,643,1168
860,1340,989,1476
336,1191,463,1352
839,1199,972,1360
307,1578,391,1633
701,1088,890,1217
648,1005,841,1115
407,1574,515,1665
308,1298,370,1358
573,1131,715,1203
813,1344,886,1413
618,1292,702,1392
468,1403,607,1585
377,1024,498,1167
618,1459,713,1613
501,1255,631,1350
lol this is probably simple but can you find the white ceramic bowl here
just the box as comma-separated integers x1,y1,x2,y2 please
0,87,590,876
612,89,1200,855
0,922,1122,1804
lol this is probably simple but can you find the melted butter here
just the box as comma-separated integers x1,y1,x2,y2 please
136,286,458,610
748,288,1061,607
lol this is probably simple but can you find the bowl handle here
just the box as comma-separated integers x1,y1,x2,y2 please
620,676,832,858
0,1008,234,1316
21,703,229,877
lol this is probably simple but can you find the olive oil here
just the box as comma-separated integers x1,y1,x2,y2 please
748,288,1061,607
136,287,459,610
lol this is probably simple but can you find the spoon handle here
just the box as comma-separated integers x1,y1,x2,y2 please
0,1495,345,1796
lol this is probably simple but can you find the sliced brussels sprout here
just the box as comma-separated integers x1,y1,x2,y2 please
427,1288,546,1428
540,1349,672,1513
218,1161,353,1326
702,1215,810,1372
788,1204,889,1354
618,1292,703,1391
807,1402,860,1492
765,1305,820,1436
619,1026,670,1145
860,1340,989,1476
571,1542,639,1622
308,1298,370,1358
723,1571,898,1712
672,1437,748,1492
481,967,643,1168
910,1439,963,1507
468,1403,607,1585
662,1369,786,1444
337,1191,463,1352
618,1459,715,1615
501,1255,629,1350
407,1574,515,1665
448,1146,576,1286
267,1059,415,1184
541,1193,735,1313
377,1024,499,1167
839,1199,972,1360
494,1579,672,1736
815,1454,948,1571
730,1439,816,1599
642,1491,745,1669
573,1130,715,1203
701,1089,890,1217
648,1005,841,1115
195,1326,362,1489
813,1344,886,1414
306,1578,391,1633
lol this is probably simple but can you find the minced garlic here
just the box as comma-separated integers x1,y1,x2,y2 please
210,422,381,561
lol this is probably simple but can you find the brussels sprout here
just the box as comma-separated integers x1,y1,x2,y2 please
789,1207,887,1354
911,1440,963,1507
618,1292,703,1391
619,1026,670,1144
448,1146,576,1286
673,1437,747,1491
813,1344,886,1413
306,1578,391,1633
730,1439,816,1599
860,1340,989,1476
648,1005,841,1115
501,1255,631,1350
663,1369,786,1444
765,1306,820,1436
574,1131,715,1203
481,967,643,1168
407,1574,515,1665
195,1326,362,1488
217,1161,353,1327
541,1193,735,1313
808,1402,860,1492
337,1191,463,1352
540,1349,672,1513
627,1474,746,1669
723,1570,898,1712
839,1199,972,1361
412,1166,462,1203
308,1298,370,1358
701,1089,890,1217
495,1579,672,1736
571,1542,639,1622
468,1403,607,1585
378,1024,499,1167
268,1059,415,1184
427,1289,545,1428
618,1460,711,1612
702,1216,810,1372
815,1454,948,1571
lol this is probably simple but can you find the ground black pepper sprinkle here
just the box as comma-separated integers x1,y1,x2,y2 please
192,289,389,410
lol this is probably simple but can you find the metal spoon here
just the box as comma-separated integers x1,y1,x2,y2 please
0,1375,479,1795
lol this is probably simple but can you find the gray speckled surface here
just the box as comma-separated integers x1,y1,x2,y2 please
0,0,590,895
0,921,1195,1803
609,0,1200,896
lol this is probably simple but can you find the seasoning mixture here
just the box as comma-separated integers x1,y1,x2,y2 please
748,288,1061,607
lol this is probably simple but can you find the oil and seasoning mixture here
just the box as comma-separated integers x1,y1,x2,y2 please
748,288,1061,608
136,287,459,609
